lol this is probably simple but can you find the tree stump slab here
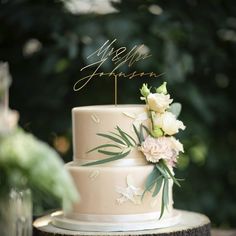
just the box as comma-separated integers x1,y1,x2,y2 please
33,210,210,236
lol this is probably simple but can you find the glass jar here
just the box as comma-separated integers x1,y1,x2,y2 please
0,188,32,236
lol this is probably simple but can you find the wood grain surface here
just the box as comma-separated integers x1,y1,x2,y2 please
33,210,211,236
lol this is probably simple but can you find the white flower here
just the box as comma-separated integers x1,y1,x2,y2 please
139,136,172,163
154,111,185,135
167,137,184,166
0,110,19,134
147,93,173,113
169,136,184,153
139,136,184,166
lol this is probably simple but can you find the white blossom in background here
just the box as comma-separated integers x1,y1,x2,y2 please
136,44,150,56
0,62,11,109
0,62,18,134
0,110,19,134
63,0,119,15
148,5,163,15
0,63,79,208
23,39,42,57
0,62,11,87
0,129,79,209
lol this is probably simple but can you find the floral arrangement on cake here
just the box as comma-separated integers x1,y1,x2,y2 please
85,82,185,218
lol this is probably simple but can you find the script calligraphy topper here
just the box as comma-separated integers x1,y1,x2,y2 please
74,39,162,105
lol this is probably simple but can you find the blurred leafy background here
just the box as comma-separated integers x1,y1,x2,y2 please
0,0,236,228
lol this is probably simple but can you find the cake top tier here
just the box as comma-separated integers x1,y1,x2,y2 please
72,82,185,170
72,104,148,164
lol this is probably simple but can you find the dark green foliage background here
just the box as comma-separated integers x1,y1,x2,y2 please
1,0,236,228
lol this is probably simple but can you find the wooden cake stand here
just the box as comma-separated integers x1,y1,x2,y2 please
33,210,211,236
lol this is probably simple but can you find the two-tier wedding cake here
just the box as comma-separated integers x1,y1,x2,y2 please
52,82,185,231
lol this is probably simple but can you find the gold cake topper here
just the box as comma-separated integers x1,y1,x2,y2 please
74,39,162,105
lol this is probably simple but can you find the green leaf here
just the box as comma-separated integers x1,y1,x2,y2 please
164,179,169,207
159,182,165,219
97,133,125,145
152,177,164,197
156,164,169,179
116,126,133,147
110,132,124,140
161,161,181,187
175,178,185,182
168,103,182,118
159,179,167,219
145,167,159,189
87,144,122,153
159,178,170,219
141,124,151,136
133,124,142,145
142,167,162,200
82,150,131,166
120,129,137,146
98,150,121,156
139,124,145,142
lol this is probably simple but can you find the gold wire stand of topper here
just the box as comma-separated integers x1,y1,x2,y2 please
114,75,118,106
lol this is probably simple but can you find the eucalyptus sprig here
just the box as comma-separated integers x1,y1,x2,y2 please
83,126,138,166
133,124,151,145
142,159,182,219
83,125,151,166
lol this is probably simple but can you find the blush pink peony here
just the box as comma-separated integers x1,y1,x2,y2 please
139,136,184,167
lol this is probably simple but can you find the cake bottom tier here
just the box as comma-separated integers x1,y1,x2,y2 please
64,162,174,223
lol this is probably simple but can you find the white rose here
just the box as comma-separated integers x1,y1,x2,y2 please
154,111,185,135
147,93,173,113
